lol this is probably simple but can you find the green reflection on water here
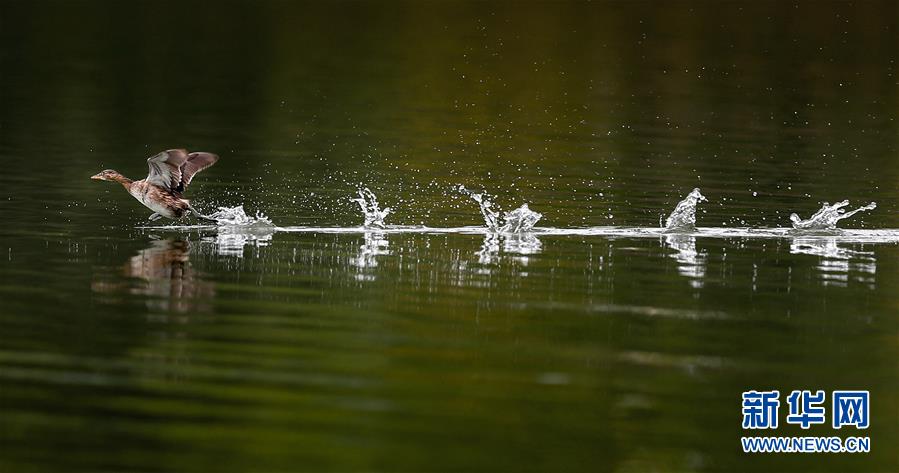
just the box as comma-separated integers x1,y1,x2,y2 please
0,1,897,472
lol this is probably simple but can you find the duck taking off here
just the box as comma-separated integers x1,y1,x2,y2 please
91,149,219,221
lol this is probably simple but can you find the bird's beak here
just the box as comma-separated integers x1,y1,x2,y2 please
91,173,104,180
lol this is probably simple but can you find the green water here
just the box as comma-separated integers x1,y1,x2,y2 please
1,1,897,472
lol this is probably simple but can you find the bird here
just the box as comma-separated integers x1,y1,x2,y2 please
91,149,219,222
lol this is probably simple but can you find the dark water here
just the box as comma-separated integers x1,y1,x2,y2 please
1,1,897,472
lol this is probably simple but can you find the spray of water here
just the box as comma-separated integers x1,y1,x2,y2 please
187,205,276,256
458,185,500,230
207,205,274,227
457,185,542,233
665,188,707,231
501,204,543,233
352,188,391,228
790,200,877,230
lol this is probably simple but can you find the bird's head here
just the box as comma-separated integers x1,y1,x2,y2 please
91,169,124,182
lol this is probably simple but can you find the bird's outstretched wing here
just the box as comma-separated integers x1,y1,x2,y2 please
146,149,219,194
146,149,189,192
178,152,219,193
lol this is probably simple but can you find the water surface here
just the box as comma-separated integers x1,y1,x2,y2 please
1,1,897,472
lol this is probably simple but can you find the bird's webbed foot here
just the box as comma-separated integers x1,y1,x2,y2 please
147,213,163,222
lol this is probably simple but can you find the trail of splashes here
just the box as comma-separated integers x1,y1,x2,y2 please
790,200,877,230
664,188,707,231
353,188,391,228
457,185,542,233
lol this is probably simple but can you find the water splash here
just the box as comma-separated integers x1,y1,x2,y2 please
207,205,274,228
458,185,542,233
458,185,500,230
501,204,543,233
664,188,707,231
352,188,391,228
789,200,877,230
198,205,275,256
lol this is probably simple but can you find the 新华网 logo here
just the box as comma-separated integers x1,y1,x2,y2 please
740,390,870,453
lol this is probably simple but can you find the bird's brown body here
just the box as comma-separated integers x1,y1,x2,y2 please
127,180,191,219
92,149,219,221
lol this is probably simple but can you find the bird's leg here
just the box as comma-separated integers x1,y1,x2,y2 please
147,213,162,222
188,204,218,223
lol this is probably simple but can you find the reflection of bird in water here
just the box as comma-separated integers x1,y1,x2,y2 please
92,239,214,312
91,149,219,222
129,239,190,281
